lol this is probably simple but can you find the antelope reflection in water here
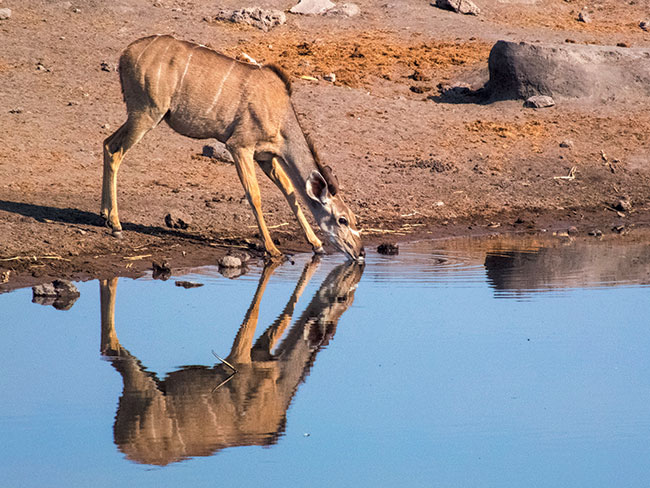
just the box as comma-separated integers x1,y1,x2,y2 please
99,259,363,466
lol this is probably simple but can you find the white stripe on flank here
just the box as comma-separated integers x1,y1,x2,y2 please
153,43,172,98
178,52,194,90
206,60,236,115
135,35,161,65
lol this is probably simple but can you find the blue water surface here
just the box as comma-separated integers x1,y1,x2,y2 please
2,237,650,487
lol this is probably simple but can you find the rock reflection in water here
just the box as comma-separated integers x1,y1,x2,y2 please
99,258,363,466
484,241,650,296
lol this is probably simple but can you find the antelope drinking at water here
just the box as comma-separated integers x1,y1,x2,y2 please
100,259,364,464
102,35,364,261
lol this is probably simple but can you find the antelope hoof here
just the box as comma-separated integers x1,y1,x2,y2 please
111,230,123,239
265,249,284,260
313,246,325,255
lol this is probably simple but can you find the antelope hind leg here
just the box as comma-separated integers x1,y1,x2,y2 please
101,115,161,238
259,157,324,254
229,147,282,258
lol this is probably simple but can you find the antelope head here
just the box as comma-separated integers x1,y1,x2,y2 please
306,171,364,262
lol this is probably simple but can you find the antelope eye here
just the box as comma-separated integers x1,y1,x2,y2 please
338,216,349,226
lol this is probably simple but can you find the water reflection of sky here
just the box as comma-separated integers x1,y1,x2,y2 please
2,238,650,487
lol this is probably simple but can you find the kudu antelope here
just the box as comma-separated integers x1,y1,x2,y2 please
100,259,363,465
102,35,364,261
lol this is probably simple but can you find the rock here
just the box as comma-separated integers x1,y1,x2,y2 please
325,3,361,17
32,280,80,310
567,226,579,236
0,8,11,20
377,243,399,255
323,73,336,82
175,281,204,288
559,139,574,148
219,266,246,279
213,7,286,31
33,283,57,297
641,21,649,32
524,95,556,108
486,40,650,102
433,0,480,16
577,10,590,23
614,197,632,212
164,211,192,229
152,261,172,280
202,143,233,162
289,0,335,15
219,255,242,268
588,229,603,237
408,70,430,82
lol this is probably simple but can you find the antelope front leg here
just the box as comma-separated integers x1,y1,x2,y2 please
260,157,324,254
229,147,282,258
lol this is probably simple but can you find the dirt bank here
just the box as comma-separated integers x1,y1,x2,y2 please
2,0,650,291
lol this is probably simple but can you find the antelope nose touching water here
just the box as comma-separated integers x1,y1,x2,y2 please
101,35,364,261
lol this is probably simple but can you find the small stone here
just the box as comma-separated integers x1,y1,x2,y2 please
72,7,81,13
614,197,632,212
175,281,204,288
152,261,172,280
559,139,574,148
577,10,590,23
433,0,480,16
100,61,112,72
567,225,579,236
219,255,242,268
524,95,555,108
325,3,361,17
32,280,80,310
213,7,286,31
612,224,626,234
101,123,110,130
0,8,11,20
588,229,603,237
640,21,650,31
202,144,233,162
164,211,192,229
289,0,335,15
33,283,57,297
52,279,80,297
377,243,399,255
323,73,336,82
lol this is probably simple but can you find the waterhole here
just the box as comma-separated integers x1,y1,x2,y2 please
2,236,650,487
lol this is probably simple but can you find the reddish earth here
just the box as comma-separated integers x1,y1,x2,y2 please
2,0,650,291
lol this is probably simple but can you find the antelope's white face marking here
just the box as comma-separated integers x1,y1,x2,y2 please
306,171,364,261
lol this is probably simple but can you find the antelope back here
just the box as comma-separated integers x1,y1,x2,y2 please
118,35,292,143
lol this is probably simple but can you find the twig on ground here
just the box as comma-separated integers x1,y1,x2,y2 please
553,166,577,180
123,254,152,261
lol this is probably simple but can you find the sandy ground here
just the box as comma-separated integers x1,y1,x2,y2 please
2,0,650,291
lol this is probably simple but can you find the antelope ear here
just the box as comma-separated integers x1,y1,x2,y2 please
306,171,331,204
